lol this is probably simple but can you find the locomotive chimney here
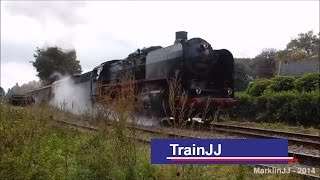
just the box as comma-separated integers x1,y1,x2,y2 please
175,31,188,44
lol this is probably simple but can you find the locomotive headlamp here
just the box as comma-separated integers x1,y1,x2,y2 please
227,88,233,95
195,87,202,95
200,43,208,50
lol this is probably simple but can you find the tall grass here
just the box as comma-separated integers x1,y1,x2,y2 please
165,73,192,130
0,101,155,179
94,73,141,179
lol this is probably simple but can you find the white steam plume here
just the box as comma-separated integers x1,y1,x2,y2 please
50,75,92,115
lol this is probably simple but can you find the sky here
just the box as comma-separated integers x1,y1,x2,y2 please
1,1,319,91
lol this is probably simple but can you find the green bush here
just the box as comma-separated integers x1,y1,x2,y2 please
246,79,271,96
294,73,320,92
290,91,320,125
228,93,258,119
267,76,295,92
264,91,296,122
229,91,320,126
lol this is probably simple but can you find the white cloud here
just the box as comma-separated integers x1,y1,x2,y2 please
1,1,319,91
4,1,86,27
0,62,38,92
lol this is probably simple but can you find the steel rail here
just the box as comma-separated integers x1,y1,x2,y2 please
204,123,320,149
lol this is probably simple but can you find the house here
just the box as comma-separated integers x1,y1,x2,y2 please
278,59,319,77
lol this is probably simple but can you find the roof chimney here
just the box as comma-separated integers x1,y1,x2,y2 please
175,31,188,44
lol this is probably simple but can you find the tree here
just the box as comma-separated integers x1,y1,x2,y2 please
20,80,41,93
276,49,308,62
253,49,277,78
32,46,82,85
287,30,319,56
6,83,22,98
276,30,319,62
234,59,254,91
5,81,42,98
0,87,5,99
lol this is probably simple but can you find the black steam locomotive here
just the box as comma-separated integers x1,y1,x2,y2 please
91,32,235,118
26,31,236,123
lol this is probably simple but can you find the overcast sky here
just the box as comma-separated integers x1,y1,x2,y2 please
1,1,319,91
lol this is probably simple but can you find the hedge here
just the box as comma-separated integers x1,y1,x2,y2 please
294,73,320,92
267,76,295,92
245,73,319,96
228,92,258,119
246,79,271,96
228,91,320,126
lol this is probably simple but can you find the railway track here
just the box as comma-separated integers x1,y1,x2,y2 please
50,119,320,179
208,123,320,149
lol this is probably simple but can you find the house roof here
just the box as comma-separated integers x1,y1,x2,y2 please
278,59,319,77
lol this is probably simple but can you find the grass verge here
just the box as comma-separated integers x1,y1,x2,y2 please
215,116,319,135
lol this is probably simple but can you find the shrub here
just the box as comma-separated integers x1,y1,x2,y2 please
228,92,258,119
294,73,320,92
246,79,271,96
290,91,320,125
267,76,295,92
264,91,296,122
229,91,320,126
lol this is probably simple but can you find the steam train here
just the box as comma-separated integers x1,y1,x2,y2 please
25,31,236,123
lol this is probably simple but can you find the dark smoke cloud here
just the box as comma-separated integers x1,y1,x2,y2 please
4,1,86,27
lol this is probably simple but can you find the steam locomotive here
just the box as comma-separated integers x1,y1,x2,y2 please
26,31,236,123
